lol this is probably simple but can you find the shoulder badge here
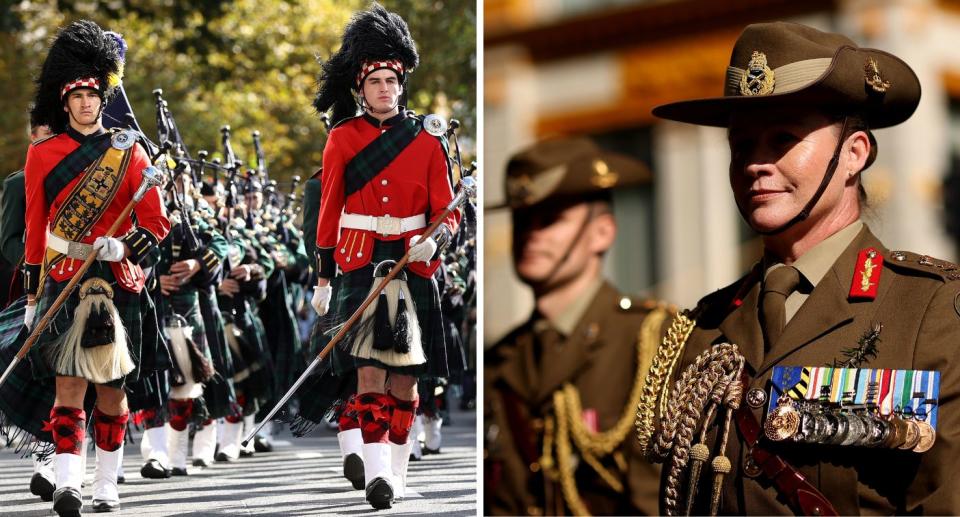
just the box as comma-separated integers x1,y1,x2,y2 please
422,114,448,137
110,129,138,150
849,247,882,300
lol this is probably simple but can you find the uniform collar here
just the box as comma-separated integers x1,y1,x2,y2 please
65,125,106,144
362,108,407,129
764,220,864,292
535,277,604,337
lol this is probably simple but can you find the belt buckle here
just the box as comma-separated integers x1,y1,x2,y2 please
68,241,92,259
377,216,401,235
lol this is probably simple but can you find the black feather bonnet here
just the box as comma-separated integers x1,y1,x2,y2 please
313,3,419,126
31,20,123,133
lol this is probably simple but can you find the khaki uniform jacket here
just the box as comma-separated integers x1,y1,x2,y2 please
485,282,665,516
673,226,960,515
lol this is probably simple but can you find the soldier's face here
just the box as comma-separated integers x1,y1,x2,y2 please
728,109,861,234
362,69,402,113
63,88,102,127
512,202,614,288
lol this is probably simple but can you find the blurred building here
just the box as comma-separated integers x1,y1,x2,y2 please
484,0,960,344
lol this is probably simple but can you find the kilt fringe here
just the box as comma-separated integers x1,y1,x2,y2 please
51,293,134,384
347,277,425,367
0,411,55,460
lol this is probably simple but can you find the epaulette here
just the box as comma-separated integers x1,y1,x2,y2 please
615,295,678,316
31,133,59,146
886,250,960,282
331,114,363,131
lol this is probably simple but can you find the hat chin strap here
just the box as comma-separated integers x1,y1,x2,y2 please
360,93,400,116
750,116,850,236
532,203,596,290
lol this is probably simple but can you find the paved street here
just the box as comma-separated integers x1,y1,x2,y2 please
0,408,476,515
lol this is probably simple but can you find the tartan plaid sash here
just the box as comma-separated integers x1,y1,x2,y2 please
344,117,422,197
43,132,114,205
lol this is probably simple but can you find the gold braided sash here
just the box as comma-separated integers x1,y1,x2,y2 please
635,310,697,457
544,306,669,516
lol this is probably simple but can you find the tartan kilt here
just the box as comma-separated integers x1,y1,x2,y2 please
29,262,159,388
314,239,449,378
260,273,305,397
0,297,59,446
293,240,449,430
197,288,237,419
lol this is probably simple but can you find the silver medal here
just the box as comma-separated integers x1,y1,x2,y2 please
422,114,448,136
111,129,137,150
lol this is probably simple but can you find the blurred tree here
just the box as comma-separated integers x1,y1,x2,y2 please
0,0,475,187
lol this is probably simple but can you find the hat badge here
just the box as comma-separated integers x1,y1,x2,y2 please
739,51,776,96
864,58,891,93
506,174,533,205
590,159,619,188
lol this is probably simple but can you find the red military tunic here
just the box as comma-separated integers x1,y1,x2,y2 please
24,128,170,293
316,112,460,279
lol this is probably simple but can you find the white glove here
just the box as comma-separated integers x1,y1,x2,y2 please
408,235,437,264
24,304,36,330
93,237,125,262
311,285,332,316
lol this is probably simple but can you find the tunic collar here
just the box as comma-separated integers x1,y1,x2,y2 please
533,277,604,338
65,125,106,144
764,220,864,292
362,108,407,129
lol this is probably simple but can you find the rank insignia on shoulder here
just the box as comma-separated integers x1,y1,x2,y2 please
422,114,448,137
111,129,138,151
849,247,882,300
764,365,940,453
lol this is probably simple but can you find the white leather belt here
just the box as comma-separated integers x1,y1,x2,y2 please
340,213,425,236
47,231,94,259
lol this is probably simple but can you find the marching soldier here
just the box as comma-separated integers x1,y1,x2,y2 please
485,137,667,516
638,22,960,515
1,119,56,501
302,3,461,510
18,20,169,515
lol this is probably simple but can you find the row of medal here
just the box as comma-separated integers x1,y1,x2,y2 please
763,366,940,453
763,395,936,452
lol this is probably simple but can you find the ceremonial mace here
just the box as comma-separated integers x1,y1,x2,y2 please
0,166,167,389
242,173,478,446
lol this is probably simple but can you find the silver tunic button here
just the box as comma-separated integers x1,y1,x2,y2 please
381,179,388,186
746,388,767,409
382,196,388,203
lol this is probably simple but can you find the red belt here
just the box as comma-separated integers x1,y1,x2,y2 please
734,377,838,516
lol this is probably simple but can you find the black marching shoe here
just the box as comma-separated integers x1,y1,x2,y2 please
91,499,119,513
140,459,171,479
215,451,235,463
253,435,273,453
343,453,365,490
53,486,83,517
30,471,55,501
365,477,394,510
192,458,211,468
171,467,189,476
423,446,441,456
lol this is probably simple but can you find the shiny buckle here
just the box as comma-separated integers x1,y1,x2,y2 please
67,240,94,259
376,216,401,235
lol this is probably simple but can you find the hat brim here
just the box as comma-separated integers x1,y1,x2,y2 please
653,47,920,130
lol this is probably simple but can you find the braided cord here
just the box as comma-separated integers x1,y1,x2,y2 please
654,343,744,516
636,311,696,457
